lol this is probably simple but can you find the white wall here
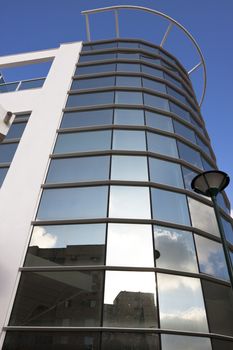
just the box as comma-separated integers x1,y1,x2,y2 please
0,41,82,347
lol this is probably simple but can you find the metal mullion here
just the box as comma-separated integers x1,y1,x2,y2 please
29,217,223,243
49,150,215,178
18,266,231,287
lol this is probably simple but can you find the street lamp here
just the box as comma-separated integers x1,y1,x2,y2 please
191,170,233,289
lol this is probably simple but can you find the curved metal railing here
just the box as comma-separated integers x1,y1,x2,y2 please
81,5,207,107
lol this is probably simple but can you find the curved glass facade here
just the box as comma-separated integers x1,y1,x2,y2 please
3,39,233,350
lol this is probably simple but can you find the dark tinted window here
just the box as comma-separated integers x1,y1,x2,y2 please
0,143,18,163
144,93,170,111
46,156,110,183
178,141,203,169
37,186,108,220
61,109,113,128
5,122,26,139
102,332,159,350
75,63,116,75
202,280,233,336
66,91,114,107
3,331,100,350
9,271,104,326
54,130,112,154
0,167,8,186
71,76,115,90
79,53,116,62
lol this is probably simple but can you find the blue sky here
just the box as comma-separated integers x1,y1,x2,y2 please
1,0,233,208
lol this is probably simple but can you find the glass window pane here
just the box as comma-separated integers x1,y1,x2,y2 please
75,63,116,75
106,224,154,267
71,76,115,90
157,273,209,332
46,156,110,183
109,186,151,219
9,271,103,326
102,332,159,350
111,155,148,181
170,102,191,122
202,157,214,171
0,167,8,186
118,41,139,48
61,109,113,128
117,52,140,59
164,73,182,88
145,111,173,132
178,141,203,169
217,193,229,214
3,331,100,350
141,55,161,65
103,271,157,327
117,63,141,72
151,188,190,226
167,86,186,104
79,53,116,62
143,78,166,93
113,130,146,151
154,226,198,272
141,65,163,78
0,82,19,93
188,197,219,236
202,280,233,336
196,135,212,157
37,186,108,220
182,166,198,191
66,91,114,107
114,108,144,125
144,93,170,111
161,334,212,350
174,120,196,144
89,42,117,50
195,235,229,280
0,143,18,163
54,130,112,154
25,224,106,266
149,158,183,188
18,78,45,90
147,132,178,158
221,217,233,244
14,112,31,120
140,43,159,54
212,338,233,350
115,91,143,105
116,76,141,87
5,122,26,139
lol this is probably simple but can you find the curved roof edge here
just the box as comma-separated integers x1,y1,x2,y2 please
81,5,206,107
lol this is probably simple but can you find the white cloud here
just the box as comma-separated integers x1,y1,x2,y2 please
30,226,57,248
231,209,233,218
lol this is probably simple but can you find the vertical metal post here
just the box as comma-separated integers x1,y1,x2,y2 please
114,10,120,38
211,194,233,290
85,14,91,42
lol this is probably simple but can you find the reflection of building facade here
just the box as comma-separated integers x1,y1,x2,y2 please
26,244,105,266
104,291,157,328
0,6,233,350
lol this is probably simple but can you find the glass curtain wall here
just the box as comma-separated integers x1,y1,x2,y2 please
3,40,233,350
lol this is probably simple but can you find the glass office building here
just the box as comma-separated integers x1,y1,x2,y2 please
0,7,233,350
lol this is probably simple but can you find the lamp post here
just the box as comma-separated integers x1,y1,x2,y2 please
191,170,233,289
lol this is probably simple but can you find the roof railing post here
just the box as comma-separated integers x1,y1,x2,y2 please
85,14,91,42
114,10,120,38
160,22,173,47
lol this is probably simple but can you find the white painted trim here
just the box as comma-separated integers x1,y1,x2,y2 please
0,41,82,347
